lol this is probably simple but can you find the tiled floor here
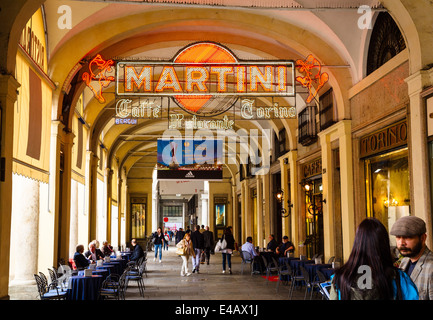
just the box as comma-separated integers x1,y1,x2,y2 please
9,245,324,301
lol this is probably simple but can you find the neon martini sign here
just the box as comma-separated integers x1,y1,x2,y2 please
83,42,328,124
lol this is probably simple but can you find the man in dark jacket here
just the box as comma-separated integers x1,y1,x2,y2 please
191,225,204,273
130,238,144,262
201,226,215,265
84,241,104,262
175,228,185,244
73,244,90,270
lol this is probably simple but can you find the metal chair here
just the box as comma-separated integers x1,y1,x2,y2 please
125,262,146,297
300,266,322,300
288,265,305,299
34,274,67,300
240,250,254,275
261,256,279,284
276,260,293,292
327,256,335,264
99,271,127,300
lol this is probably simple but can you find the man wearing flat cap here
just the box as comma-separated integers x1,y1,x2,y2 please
391,215,433,300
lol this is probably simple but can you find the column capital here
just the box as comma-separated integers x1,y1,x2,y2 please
0,74,20,103
405,68,433,97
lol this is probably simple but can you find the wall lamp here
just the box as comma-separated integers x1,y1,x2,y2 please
275,189,293,218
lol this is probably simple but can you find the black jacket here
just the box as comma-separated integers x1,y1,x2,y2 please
221,233,235,250
153,232,165,245
130,243,144,261
175,230,185,244
191,230,205,249
203,230,214,249
84,249,104,261
267,239,278,252
73,252,90,270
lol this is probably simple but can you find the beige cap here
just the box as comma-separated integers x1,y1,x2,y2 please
390,216,426,237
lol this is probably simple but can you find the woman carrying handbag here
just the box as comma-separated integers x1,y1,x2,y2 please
176,233,195,276
219,227,235,274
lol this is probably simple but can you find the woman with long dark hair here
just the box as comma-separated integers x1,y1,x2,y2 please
220,227,235,274
330,218,418,300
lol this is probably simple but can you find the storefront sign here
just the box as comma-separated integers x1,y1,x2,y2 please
360,120,407,158
115,97,164,119
117,61,295,98
302,158,322,179
168,114,234,130
238,98,296,120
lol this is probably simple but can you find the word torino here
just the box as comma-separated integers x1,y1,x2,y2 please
116,62,295,97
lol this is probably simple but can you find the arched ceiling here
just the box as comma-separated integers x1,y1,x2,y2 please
35,0,394,182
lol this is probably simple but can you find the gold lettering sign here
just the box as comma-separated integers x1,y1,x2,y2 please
360,120,407,158
302,158,322,179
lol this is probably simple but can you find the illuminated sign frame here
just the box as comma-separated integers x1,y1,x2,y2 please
116,61,296,98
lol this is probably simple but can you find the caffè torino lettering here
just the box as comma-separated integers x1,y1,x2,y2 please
240,99,296,120
115,98,162,119
360,120,407,158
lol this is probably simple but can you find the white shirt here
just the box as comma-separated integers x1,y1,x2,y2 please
241,242,258,257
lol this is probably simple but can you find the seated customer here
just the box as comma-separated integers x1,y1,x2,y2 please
84,241,104,262
276,236,295,257
130,238,144,262
101,241,114,257
74,244,90,270
266,234,278,252
241,236,261,273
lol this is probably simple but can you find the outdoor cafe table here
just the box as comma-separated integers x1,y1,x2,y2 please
78,269,109,281
321,268,335,280
290,259,315,275
102,260,125,275
120,252,132,261
66,275,104,300
278,257,299,281
304,263,332,282
97,264,115,275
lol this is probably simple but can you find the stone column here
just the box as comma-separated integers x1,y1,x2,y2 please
0,75,20,299
256,175,264,248
105,168,113,242
318,120,355,262
279,157,290,237
69,179,79,258
287,151,299,247
339,121,356,262
85,151,99,242
262,172,271,244
406,69,433,247
319,130,335,262
10,174,39,285
201,193,209,228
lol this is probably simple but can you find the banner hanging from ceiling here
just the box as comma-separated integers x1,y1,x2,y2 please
156,138,223,180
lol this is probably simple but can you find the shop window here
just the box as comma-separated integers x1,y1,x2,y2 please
131,197,146,239
319,88,336,131
298,106,318,146
365,148,410,245
277,129,287,157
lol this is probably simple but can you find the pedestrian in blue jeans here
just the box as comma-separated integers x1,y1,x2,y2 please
220,227,235,274
153,227,165,263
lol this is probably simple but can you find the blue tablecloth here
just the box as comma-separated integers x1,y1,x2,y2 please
290,259,314,275
66,275,104,300
77,269,109,281
103,261,124,275
304,263,333,282
278,257,299,281
97,264,115,275
321,268,335,280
